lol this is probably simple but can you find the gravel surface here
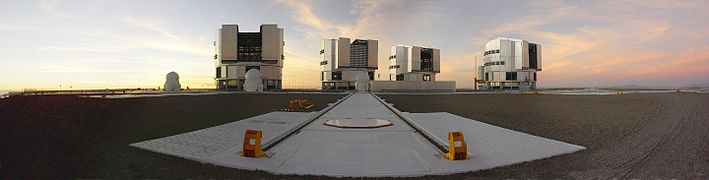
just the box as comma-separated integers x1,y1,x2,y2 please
380,93,709,179
2,93,707,179
0,93,344,178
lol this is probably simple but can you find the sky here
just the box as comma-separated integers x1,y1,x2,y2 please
1,0,708,90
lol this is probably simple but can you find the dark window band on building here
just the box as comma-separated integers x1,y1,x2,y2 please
483,49,501,56
506,72,517,81
237,32,262,62
350,39,369,68
216,67,221,78
421,48,433,72
262,60,278,64
484,61,505,66
528,43,538,69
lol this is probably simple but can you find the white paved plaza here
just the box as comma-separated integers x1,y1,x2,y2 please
131,93,584,177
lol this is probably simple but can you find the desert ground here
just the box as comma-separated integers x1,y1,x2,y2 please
1,93,707,179
381,93,709,179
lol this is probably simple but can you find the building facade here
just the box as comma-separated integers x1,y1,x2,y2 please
477,37,542,90
214,24,284,90
388,45,440,82
320,37,378,90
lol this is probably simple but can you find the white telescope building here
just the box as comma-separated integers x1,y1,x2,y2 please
388,45,440,81
214,24,284,90
320,37,378,90
477,37,542,90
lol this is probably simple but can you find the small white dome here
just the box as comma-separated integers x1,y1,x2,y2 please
356,73,369,81
245,68,262,79
355,73,369,92
244,69,263,92
166,72,179,80
164,71,181,91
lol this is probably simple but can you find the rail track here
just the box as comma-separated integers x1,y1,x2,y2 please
262,92,450,154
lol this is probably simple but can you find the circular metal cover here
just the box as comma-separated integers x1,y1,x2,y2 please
323,119,393,128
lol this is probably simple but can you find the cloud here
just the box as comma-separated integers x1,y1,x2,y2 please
118,15,183,40
272,0,344,38
486,2,580,35
36,46,119,53
39,0,61,11
0,24,48,32
275,0,441,39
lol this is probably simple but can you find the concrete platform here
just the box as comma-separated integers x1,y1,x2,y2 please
131,93,585,177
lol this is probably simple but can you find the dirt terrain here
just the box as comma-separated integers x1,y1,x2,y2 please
0,93,344,178
381,93,709,179
1,93,707,179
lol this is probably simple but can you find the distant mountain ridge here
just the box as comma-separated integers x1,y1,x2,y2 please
677,83,709,90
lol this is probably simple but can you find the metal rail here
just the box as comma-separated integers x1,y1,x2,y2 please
262,91,450,156
370,92,450,154
262,92,355,151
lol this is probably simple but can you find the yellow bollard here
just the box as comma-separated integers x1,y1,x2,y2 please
280,99,314,111
242,129,266,158
615,90,624,95
445,132,468,160
298,99,314,109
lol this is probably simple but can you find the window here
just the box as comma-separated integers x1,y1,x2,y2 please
216,67,221,78
485,72,489,81
484,61,505,66
396,74,404,81
421,48,433,71
350,40,369,68
534,72,537,81
368,72,374,80
423,74,431,81
506,72,517,81
529,43,538,69
332,71,342,80
321,72,324,81
483,49,500,56
237,33,262,62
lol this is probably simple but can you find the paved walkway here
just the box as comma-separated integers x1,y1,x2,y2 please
132,93,584,177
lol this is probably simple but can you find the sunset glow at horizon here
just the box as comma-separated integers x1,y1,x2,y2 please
1,0,708,90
